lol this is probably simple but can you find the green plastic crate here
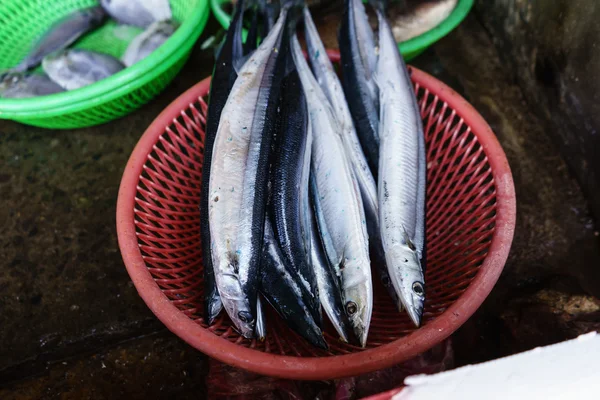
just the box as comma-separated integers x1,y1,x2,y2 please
0,0,209,129
210,0,474,61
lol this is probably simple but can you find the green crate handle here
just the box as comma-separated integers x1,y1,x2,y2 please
210,0,473,61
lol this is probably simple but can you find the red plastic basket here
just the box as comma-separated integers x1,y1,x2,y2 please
116,51,516,380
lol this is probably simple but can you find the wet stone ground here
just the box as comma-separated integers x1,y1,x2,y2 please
1,12,600,400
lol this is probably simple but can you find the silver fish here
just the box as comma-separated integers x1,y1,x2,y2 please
14,6,106,72
292,35,373,347
42,49,125,90
374,2,426,327
303,6,401,311
208,7,290,338
100,0,172,28
391,0,458,43
0,73,64,98
121,20,178,67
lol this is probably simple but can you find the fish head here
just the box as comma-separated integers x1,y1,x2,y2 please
218,273,257,338
342,264,373,347
392,245,425,328
0,72,22,93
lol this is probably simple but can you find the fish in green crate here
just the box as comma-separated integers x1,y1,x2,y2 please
0,72,64,98
100,0,173,28
14,6,106,72
371,0,427,327
121,20,179,67
42,49,125,90
390,0,458,43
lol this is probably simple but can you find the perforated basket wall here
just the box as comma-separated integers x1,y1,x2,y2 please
117,57,515,380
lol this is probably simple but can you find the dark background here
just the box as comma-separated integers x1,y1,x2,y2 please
1,1,599,398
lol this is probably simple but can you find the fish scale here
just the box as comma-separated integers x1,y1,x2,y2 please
374,0,426,328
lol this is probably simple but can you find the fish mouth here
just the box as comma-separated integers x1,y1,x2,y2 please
354,325,369,348
235,319,257,339
405,301,423,328
347,306,371,348
206,298,223,325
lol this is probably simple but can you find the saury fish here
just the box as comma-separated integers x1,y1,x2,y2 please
339,0,380,177
200,0,247,325
42,49,124,90
261,218,327,348
14,7,106,72
303,7,399,308
373,0,427,327
270,43,321,328
100,0,172,28
292,35,373,347
122,20,178,67
0,73,64,98
208,6,291,338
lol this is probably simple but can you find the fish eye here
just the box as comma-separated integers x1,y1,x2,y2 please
237,311,254,323
346,301,357,315
412,282,424,296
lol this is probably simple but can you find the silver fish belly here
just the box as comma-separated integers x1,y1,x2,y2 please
376,8,426,328
122,20,178,67
209,8,289,338
100,0,172,28
292,35,373,347
42,49,125,90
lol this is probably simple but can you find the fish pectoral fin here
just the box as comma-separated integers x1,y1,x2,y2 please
401,224,417,252
226,250,240,274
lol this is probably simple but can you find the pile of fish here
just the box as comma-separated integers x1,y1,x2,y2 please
201,0,426,349
0,0,178,99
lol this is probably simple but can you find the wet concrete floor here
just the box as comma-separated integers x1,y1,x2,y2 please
1,11,599,400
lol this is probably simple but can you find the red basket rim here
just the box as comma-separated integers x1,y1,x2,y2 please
116,50,516,380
